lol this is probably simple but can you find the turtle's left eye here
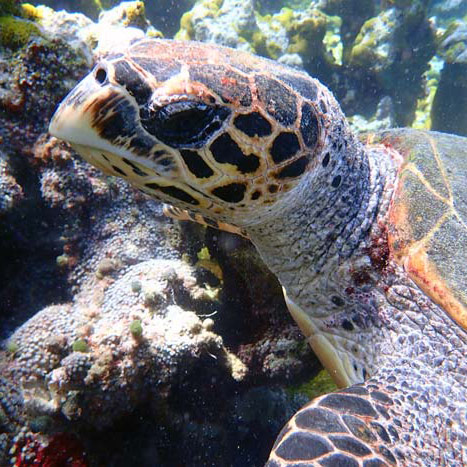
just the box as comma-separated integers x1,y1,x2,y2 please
141,101,231,149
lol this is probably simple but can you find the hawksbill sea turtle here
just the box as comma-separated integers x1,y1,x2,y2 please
49,38,466,467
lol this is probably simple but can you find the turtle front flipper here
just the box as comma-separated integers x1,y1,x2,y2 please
267,363,466,467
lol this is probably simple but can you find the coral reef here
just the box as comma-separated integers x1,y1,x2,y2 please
5,258,232,426
0,151,23,214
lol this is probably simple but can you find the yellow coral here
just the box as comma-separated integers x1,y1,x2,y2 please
175,0,222,40
120,1,145,27
176,11,194,40
21,3,43,20
285,9,328,59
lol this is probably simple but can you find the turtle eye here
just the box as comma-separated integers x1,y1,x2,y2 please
141,101,231,149
95,66,108,85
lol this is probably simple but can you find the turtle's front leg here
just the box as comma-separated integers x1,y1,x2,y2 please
266,362,466,467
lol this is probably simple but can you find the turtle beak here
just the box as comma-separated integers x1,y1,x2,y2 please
49,73,107,149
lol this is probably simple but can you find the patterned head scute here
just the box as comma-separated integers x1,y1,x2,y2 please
49,39,340,227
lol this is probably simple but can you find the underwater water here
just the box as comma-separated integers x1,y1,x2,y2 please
0,0,466,466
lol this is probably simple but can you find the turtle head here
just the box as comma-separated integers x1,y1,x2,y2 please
50,39,344,228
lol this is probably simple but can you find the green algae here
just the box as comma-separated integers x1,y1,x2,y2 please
0,15,42,49
287,369,337,400
6,340,19,355
130,319,143,338
72,339,89,353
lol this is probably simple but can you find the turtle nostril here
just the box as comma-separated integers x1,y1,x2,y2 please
95,67,107,85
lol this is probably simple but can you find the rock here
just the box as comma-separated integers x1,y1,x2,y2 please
0,152,23,215
348,4,435,126
431,20,467,136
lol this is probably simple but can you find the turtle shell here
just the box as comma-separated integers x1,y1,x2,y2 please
370,128,467,330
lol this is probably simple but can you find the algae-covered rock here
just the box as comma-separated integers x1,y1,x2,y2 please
349,8,401,73
439,19,467,64
0,151,23,215
0,15,43,49
431,20,467,136
348,4,435,126
318,0,375,54
176,0,256,51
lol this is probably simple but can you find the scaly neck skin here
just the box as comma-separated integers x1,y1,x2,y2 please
247,132,391,304
245,131,399,386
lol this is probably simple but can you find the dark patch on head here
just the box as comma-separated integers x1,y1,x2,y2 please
233,112,272,137
211,183,246,203
112,165,127,176
300,102,320,148
141,101,230,149
180,149,214,178
145,182,199,205
190,65,252,107
268,184,278,193
131,56,182,82
331,175,342,188
270,132,300,164
322,152,330,168
113,60,152,105
93,94,153,155
128,134,156,157
152,149,168,160
255,75,297,126
231,62,255,74
158,158,172,167
276,156,308,179
210,133,260,174
251,190,261,200
342,319,354,331
122,158,149,177
279,73,319,101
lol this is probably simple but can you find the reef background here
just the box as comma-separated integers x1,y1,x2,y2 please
0,0,466,465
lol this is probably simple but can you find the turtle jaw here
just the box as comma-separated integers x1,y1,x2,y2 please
49,74,124,157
